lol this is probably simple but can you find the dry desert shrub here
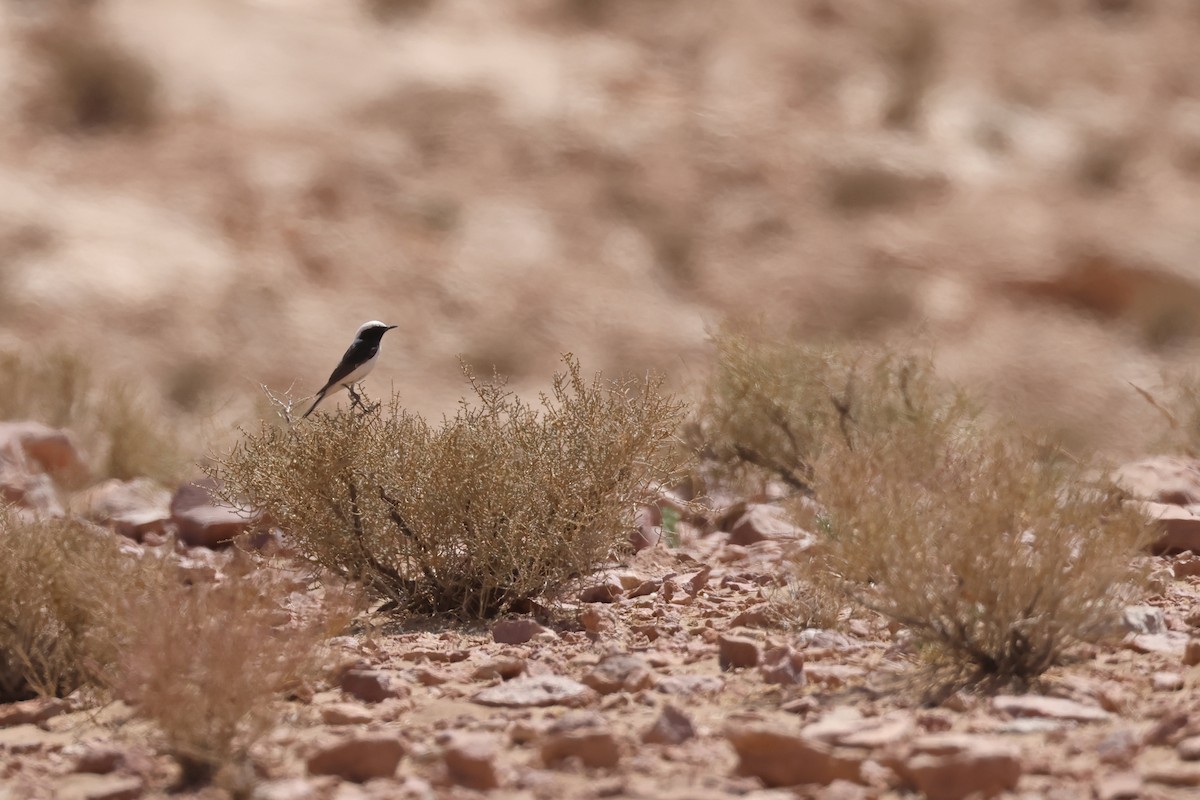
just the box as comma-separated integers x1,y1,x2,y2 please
21,13,158,134
0,349,186,482
114,569,354,787
819,430,1151,688
695,330,965,495
215,356,685,618
699,331,1151,687
0,514,152,702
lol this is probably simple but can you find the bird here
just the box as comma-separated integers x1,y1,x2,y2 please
303,320,397,418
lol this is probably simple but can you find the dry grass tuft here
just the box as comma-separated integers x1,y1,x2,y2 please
0,514,151,702
114,568,355,788
0,349,188,482
216,355,686,618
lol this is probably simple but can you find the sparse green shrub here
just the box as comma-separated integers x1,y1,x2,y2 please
215,356,685,618
0,514,152,702
114,571,353,787
818,429,1151,688
0,349,187,482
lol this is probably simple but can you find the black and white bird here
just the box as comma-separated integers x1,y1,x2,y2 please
303,320,397,418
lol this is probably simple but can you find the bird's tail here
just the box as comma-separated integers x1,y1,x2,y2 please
302,388,327,419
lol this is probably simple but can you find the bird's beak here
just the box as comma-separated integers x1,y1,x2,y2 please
386,325,397,330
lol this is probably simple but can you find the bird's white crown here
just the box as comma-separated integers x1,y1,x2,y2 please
356,320,394,334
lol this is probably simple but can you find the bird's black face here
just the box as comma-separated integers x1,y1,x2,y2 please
358,323,397,343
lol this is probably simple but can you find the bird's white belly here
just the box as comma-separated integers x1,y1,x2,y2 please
334,353,379,391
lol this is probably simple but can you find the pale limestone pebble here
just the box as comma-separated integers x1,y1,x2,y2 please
1115,457,1200,505
1094,771,1143,800
728,503,809,547
1152,671,1185,692
320,702,375,725
991,694,1112,723
52,774,142,800
472,675,597,708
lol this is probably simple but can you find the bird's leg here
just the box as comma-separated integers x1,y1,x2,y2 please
347,384,380,416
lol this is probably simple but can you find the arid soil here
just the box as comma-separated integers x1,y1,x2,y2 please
4,1,1200,799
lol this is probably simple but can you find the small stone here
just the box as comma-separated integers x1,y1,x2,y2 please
71,478,171,540
759,646,805,686
902,734,1022,800
729,504,803,546
0,697,69,728
472,657,527,681
1122,605,1166,635
472,675,596,708
805,664,865,689
540,713,621,768
1097,729,1141,766
1184,638,1200,666
170,478,257,548
307,734,406,782
628,579,662,598
580,578,625,603
320,703,375,725
0,421,89,485
1143,761,1200,787
443,733,501,790
642,705,696,745
731,603,771,628
726,726,863,787
492,617,555,645
1177,736,1200,761
1095,772,1142,800
53,774,142,800
992,695,1111,723
1152,671,1185,692
582,653,654,695
579,606,614,636
340,669,406,704
73,746,126,775
655,674,724,695
718,634,761,670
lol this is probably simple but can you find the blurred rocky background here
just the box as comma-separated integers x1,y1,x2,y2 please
1,0,1198,455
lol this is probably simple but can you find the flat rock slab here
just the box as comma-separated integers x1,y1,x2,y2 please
472,675,596,708
992,695,1112,723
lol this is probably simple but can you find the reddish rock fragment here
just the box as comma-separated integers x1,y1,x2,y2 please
472,657,527,681
0,421,89,485
759,646,805,686
718,634,761,670
540,713,621,769
492,617,555,644
307,734,406,782
0,697,68,728
72,478,171,540
642,705,696,745
443,733,502,790
900,734,1021,800
582,653,654,695
729,503,803,546
580,579,624,603
726,726,863,787
340,668,406,704
170,478,257,548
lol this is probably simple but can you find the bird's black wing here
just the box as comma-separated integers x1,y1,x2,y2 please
319,338,380,391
